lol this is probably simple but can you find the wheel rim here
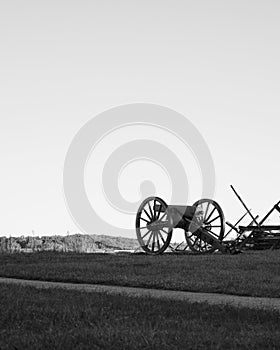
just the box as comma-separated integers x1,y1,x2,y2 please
136,197,172,254
185,199,225,254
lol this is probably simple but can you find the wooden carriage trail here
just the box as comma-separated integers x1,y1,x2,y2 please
1,277,280,312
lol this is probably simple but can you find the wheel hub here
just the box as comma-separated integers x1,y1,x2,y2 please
147,220,167,231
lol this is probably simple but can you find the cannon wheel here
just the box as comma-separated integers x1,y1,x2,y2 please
185,199,225,254
136,197,172,254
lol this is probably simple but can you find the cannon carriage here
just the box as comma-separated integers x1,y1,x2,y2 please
135,186,280,254
136,196,226,255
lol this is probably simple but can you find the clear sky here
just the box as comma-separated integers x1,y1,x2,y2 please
1,0,280,237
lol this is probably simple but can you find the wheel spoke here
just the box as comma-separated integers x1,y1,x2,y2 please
157,204,162,219
155,231,160,250
206,215,220,225
203,202,210,221
151,232,155,251
205,207,216,223
187,232,195,239
193,236,199,246
144,209,152,220
204,228,220,239
153,199,157,218
148,201,154,219
158,230,166,244
141,229,152,240
158,211,167,222
161,228,170,235
145,231,153,247
140,217,150,223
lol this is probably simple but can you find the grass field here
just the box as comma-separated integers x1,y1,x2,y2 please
0,283,280,349
0,250,280,297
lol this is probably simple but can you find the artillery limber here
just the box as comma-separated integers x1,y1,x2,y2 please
135,186,280,254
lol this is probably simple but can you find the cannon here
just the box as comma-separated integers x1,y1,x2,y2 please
135,186,280,254
135,196,226,254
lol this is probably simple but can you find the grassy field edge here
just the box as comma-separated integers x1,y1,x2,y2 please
0,251,279,298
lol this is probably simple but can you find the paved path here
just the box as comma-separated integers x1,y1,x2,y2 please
1,277,280,312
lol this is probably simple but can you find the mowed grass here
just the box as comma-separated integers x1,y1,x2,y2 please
0,284,280,350
0,251,280,297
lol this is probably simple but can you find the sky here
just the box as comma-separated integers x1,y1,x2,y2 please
0,0,280,238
